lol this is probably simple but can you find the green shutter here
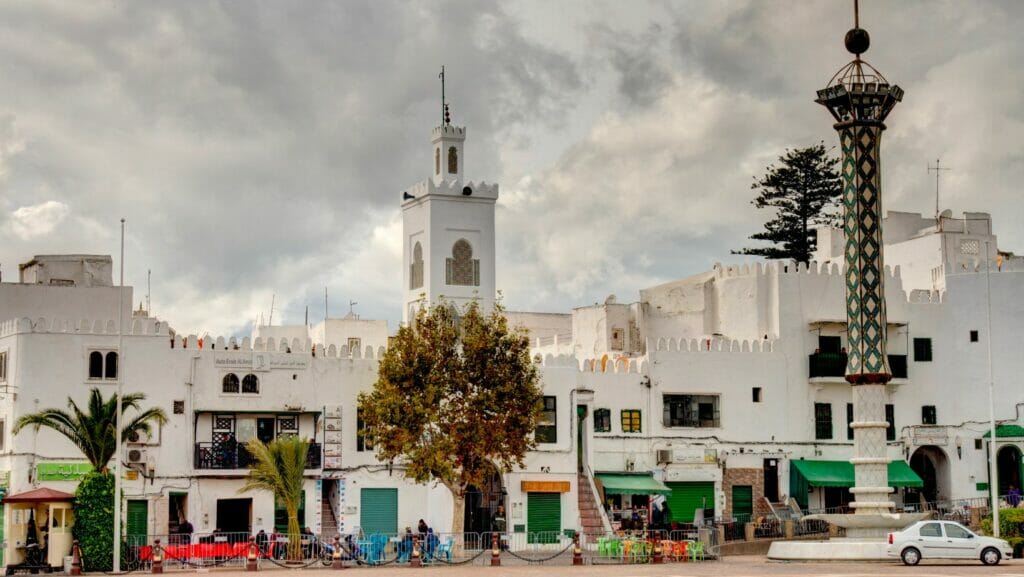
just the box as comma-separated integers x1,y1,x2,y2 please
526,492,561,544
359,488,398,536
274,491,306,532
1,504,5,566
731,485,753,522
126,500,148,543
665,482,715,523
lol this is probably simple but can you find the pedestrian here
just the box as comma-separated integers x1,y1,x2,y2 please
491,504,507,532
1009,484,1022,507
417,519,429,536
661,501,672,528
178,518,194,544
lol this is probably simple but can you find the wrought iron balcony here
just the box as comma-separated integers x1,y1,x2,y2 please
194,442,322,470
808,353,908,380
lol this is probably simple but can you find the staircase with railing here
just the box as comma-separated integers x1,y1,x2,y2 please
577,466,612,539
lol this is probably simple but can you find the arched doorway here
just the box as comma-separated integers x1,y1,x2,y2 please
908,446,950,505
464,466,504,537
997,445,1022,496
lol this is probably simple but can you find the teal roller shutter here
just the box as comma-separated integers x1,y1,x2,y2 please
1,504,5,566
665,482,714,523
126,500,148,544
731,485,753,522
526,492,561,544
360,488,398,535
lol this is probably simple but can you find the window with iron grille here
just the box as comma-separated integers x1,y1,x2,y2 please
445,239,480,286
663,395,720,428
222,373,240,393
277,416,298,436
814,403,833,440
913,338,933,362
0,351,7,382
241,374,259,394
594,408,611,433
847,403,854,440
535,396,557,443
885,404,896,441
410,242,424,289
922,405,937,425
621,410,642,433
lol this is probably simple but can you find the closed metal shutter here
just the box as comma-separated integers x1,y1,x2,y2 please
731,485,753,522
359,488,398,536
526,492,561,544
126,500,148,544
665,482,714,523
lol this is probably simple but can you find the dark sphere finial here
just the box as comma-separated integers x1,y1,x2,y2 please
845,27,870,56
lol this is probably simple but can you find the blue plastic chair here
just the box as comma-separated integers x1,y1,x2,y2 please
434,537,453,561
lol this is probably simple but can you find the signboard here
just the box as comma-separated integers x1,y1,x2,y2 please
36,462,93,481
323,405,343,469
520,481,570,493
671,448,718,465
214,353,310,372
912,426,948,446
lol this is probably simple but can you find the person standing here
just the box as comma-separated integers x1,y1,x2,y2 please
1008,484,1022,507
491,505,507,533
179,518,194,544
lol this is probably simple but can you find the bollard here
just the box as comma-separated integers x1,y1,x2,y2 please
410,534,422,567
490,532,501,567
572,532,583,566
652,539,663,564
152,538,164,574
331,536,345,570
744,522,755,542
71,540,83,576
246,536,259,572
784,520,795,539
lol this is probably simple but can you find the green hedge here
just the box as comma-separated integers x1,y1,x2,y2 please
980,507,1024,539
73,472,115,572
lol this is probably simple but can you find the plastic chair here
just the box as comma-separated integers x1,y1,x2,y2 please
434,537,453,561
673,540,689,562
687,540,704,561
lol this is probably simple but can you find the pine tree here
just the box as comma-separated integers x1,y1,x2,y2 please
734,143,842,264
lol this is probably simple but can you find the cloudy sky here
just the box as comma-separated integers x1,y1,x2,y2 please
0,0,1021,336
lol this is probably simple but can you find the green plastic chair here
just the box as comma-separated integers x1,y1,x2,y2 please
687,540,704,561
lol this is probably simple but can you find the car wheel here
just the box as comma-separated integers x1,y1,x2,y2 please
980,547,1000,566
901,547,921,566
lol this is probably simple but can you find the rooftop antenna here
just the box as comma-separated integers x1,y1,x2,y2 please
305,305,309,326
439,65,450,126
349,300,358,319
927,158,952,228
268,293,276,326
146,269,151,314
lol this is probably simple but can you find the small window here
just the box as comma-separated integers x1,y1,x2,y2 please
535,396,557,443
922,405,937,425
173,400,185,415
277,416,298,436
846,403,854,440
663,394,720,428
241,374,259,394
88,351,104,379
885,404,896,441
969,330,979,342
945,523,971,539
357,408,373,452
447,146,458,174
347,338,361,354
814,403,833,440
974,438,983,450
104,352,118,379
435,148,440,175
752,387,762,403
621,410,642,433
610,328,624,351
919,522,942,537
410,242,424,290
594,408,611,433
0,351,7,382
222,373,240,393
818,335,842,354
446,239,480,286
913,338,933,362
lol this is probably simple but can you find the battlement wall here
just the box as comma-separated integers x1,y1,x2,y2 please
652,336,776,353
405,178,499,201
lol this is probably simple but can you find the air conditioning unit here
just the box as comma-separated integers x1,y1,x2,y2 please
127,448,146,464
624,459,636,472
127,431,144,444
656,450,673,464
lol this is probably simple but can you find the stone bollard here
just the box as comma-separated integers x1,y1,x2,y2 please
152,538,164,574
784,520,795,539
246,536,259,572
410,534,422,567
490,532,501,567
572,532,583,566
744,522,755,542
969,507,981,529
331,536,345,570
71,540,83,576
828,523,840,538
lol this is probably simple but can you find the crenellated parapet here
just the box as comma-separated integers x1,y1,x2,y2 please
403,178,499,202
652,336,776,353
579,355,647,375
168,333,387,361
0,316,170,337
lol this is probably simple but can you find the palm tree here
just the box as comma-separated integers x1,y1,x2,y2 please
240,436,309,560
13,387,167,474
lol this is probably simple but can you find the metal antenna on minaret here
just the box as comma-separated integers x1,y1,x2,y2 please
927,158,952,227
146,269,151,314
439,65,446,126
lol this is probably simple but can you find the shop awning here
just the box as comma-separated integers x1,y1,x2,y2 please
2,487,75,504
595,472,672,495
791,460,923,488
983,424,1024,438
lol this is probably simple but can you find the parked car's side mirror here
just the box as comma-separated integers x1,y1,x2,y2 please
968,534,975,539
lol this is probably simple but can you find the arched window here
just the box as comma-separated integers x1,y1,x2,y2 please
88,351,103,379
435,148,440,175
448,146,458,174
242,374,259,394
222,373,240,393
410,242,424,289
105,352,118,379
445,238,479,286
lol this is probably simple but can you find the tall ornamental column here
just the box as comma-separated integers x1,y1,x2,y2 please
816,18,903,516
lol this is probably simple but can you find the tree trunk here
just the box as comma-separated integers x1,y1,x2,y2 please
287,510,301,561
447,484,466,555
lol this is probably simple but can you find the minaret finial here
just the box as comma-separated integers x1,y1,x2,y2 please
439,65,446,126
845,0,870,57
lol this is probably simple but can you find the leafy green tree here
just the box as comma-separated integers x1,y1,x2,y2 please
734,143,842,264
358,300,543,536
14,387,167,473
73,472,117,571
240,436,309,560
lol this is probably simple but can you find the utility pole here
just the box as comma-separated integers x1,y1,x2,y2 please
113,218,126,573
985,241,1000,537
927,158,951,227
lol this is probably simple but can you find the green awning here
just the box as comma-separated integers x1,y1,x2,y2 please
595,472,672,496
983,424,1024,438
790,460,923,488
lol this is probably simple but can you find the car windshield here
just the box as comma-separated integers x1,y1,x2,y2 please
944,524,972,539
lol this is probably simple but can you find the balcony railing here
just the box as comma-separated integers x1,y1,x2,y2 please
808,353,908,380
194,442,322,470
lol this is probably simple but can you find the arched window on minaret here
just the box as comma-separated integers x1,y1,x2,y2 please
435,148,440,175
448,146,458,175
410,242,424,289
446,238,479,286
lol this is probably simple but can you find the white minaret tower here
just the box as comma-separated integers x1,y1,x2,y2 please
401,73,498,323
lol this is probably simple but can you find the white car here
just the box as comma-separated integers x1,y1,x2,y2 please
888,520,1014,566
